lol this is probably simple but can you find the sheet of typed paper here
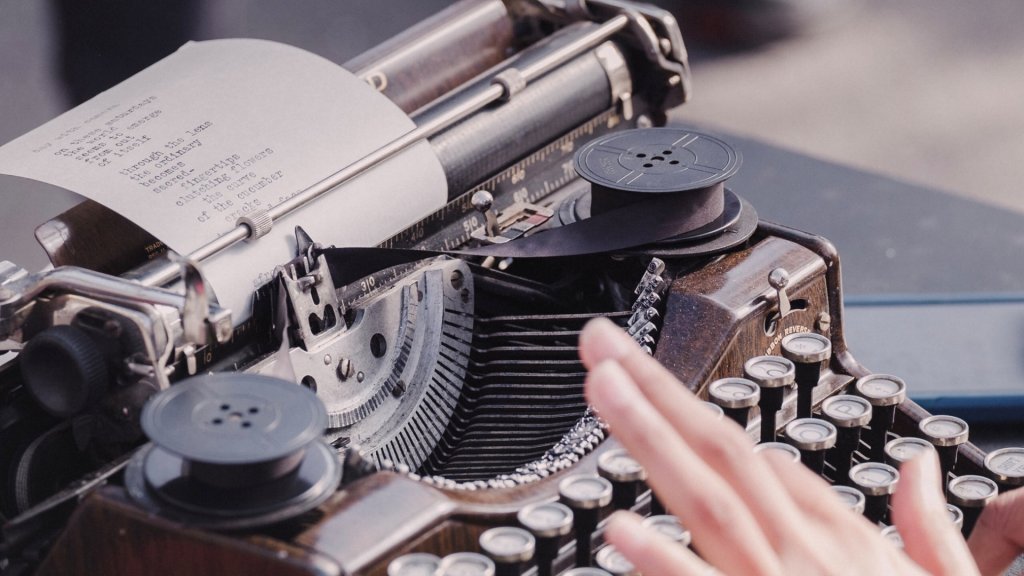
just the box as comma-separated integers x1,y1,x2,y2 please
0,39,447,321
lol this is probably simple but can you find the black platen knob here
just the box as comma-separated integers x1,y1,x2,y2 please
559,475,613,568
820,395,872,483
708,377,760,430
919,415,969,482
518,501,573,576
744,355,795,443
784,418,837,475
20,324,109,418
947,475,998,537
854,374,906,461
597,448,647,511
849,462,900,525
780,332,831,419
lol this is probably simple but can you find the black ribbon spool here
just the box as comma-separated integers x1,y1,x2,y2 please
125,373,340,529
572,127,741,241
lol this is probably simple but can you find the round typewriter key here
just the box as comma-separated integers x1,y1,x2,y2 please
595,545,639,576
702,401,725,420
388,553,441,576
880,525,904,548
947,475,998,536
480,527,535,576
984,447,1024,491
784,418,837,475
563,569,613,576
883,437,936,466
642,514,692,547
753,441,801,463
781,332,831,419
437,552,496,576
854,374,907,461
831,485,866,514
849,462,900,524
518,502,573,576
744,355,796,443
919,415,970,481
822,395,873,482
560,475,613,567
708,377,760,429
947,503,965,531
598,448,647,510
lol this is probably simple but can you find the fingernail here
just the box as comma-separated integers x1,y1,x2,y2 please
913,449,945,507
606,510,644,543
581,317,636,361
585,359,636,411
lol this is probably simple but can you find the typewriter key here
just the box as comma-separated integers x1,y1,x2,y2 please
784,418,837,475
518,502,573,576
559,475,613,567
781,332,831,419
854,374,907,461
880,525,904,548
480,527,535,576
919,415,970,481
753,441,801,463
563,569,613,576
124,373,340,530
702,401,725,421
642,514,692,547
984,447,1024,491
598,448,648,510
744,355,796,443
388,553,442,576
708,377,760,429
947,503,965,531
821,395,872,482
831,485,866,514
947,475,998,536
595,545,639,576
437,552,496,576
883,437,936,466
849,462,900,524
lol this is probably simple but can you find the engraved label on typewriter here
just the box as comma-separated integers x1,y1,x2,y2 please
763,324,810,356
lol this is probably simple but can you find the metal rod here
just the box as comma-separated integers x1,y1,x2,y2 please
138,15,628,289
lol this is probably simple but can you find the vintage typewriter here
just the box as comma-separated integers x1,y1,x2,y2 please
0,1,1019,574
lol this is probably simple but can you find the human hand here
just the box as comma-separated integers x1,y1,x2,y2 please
969,488,1024,575
579,317,979,575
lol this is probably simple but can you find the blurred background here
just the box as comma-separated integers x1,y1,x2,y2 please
3,0,1022,215
1,0,1022,426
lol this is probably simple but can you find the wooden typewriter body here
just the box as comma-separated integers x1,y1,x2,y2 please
0,1,1001,575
